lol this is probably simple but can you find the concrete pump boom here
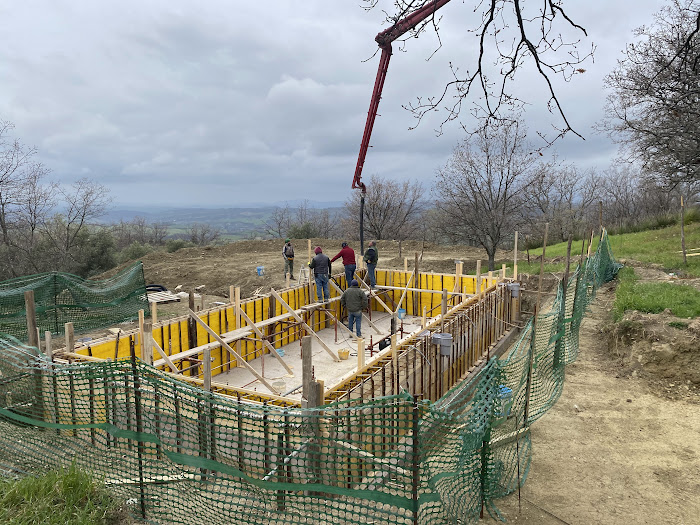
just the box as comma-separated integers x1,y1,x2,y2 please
352,0,453,193
352,0,452,254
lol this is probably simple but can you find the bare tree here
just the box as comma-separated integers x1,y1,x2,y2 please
520,164,601,241
597,165,699,229
343,175,424,242
362,0,594,143
601,0,700,184
42,178,112,269
263,201,339,239
187,222,221,245
433,118,538,270
150,221,169,245
263,205,291,238
0,120,56,276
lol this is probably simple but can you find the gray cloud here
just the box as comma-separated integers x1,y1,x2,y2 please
0,0,668,207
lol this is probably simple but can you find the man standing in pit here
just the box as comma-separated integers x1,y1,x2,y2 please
309,246,331,302
282,238,295,279
341,279,368,337
330,242,356,288
363,241,378,289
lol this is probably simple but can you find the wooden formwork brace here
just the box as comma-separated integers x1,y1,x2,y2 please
270,289,340,362
238,308,294,376
188,309,280,394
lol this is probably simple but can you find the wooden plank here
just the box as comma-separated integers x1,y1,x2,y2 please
65,322,75,352
152,326,252,367
270,289,339,362
106,473,198,486
239,308,294,375
152,339,179,374
376,284,466,295
147,291,181,304
189,309,279,394
394,269,415,314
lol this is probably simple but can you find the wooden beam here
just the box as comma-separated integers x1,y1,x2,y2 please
153,326,252,367
301,336,313,407
142,322,154,365
413,252,420,314
269,289,339,362
394,269,415,314
203,347,212,391
44,331,53,361
188,309,279,394
452,262,463,295
441,289,448,334
239,308,294,375
65,322,75,353
235,286,242,368
357,337,365,370
475,260,482,297
513,231,519,280
152,338,179,374
376,284,466,295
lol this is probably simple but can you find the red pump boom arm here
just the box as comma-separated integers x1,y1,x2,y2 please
352,0,453,192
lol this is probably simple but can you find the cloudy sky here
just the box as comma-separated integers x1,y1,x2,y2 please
0,0,667,208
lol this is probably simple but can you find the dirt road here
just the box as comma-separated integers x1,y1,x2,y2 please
485,285,700,525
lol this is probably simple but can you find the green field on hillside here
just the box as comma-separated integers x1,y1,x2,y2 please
516,221,700,277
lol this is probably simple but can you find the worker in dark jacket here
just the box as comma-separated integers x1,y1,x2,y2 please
330,242,356,288
282,238,295,279
341,279,368,337
363,241,378,288
309,246,332,302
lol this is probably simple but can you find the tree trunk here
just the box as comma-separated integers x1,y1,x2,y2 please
487,250,496,271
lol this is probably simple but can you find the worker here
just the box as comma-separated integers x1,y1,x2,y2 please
330,242,356,288
308,246,331,302
341,279,368,337
282,238,295,279
363,241,378,288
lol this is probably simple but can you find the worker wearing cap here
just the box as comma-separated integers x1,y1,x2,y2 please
282,238,295,279
308,246,331,302
363,241,379,288
330,242,356,288
341,279,368,337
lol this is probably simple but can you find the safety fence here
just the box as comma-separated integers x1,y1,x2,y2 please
0,233,621,524
0,262,149,341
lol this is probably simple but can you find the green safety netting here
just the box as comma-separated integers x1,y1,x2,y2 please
0,234,621,524
0,262,149,341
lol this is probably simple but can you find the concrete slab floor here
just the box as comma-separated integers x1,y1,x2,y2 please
214,311,426,401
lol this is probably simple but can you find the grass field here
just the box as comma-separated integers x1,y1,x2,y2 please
0,463,129,524
512,220,700,321
613,267,700,321
516,221,700,277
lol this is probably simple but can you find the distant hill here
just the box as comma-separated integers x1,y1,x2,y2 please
97,205,343,239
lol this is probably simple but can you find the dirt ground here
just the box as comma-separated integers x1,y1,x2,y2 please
118,242,700,524
137,239,509,301
484,279,700,525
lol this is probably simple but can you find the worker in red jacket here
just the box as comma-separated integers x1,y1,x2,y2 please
330,242,356,288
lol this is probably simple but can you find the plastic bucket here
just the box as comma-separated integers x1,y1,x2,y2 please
338,348,350,360
397,308,406,319
496,385,513,418
256,266,265,276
